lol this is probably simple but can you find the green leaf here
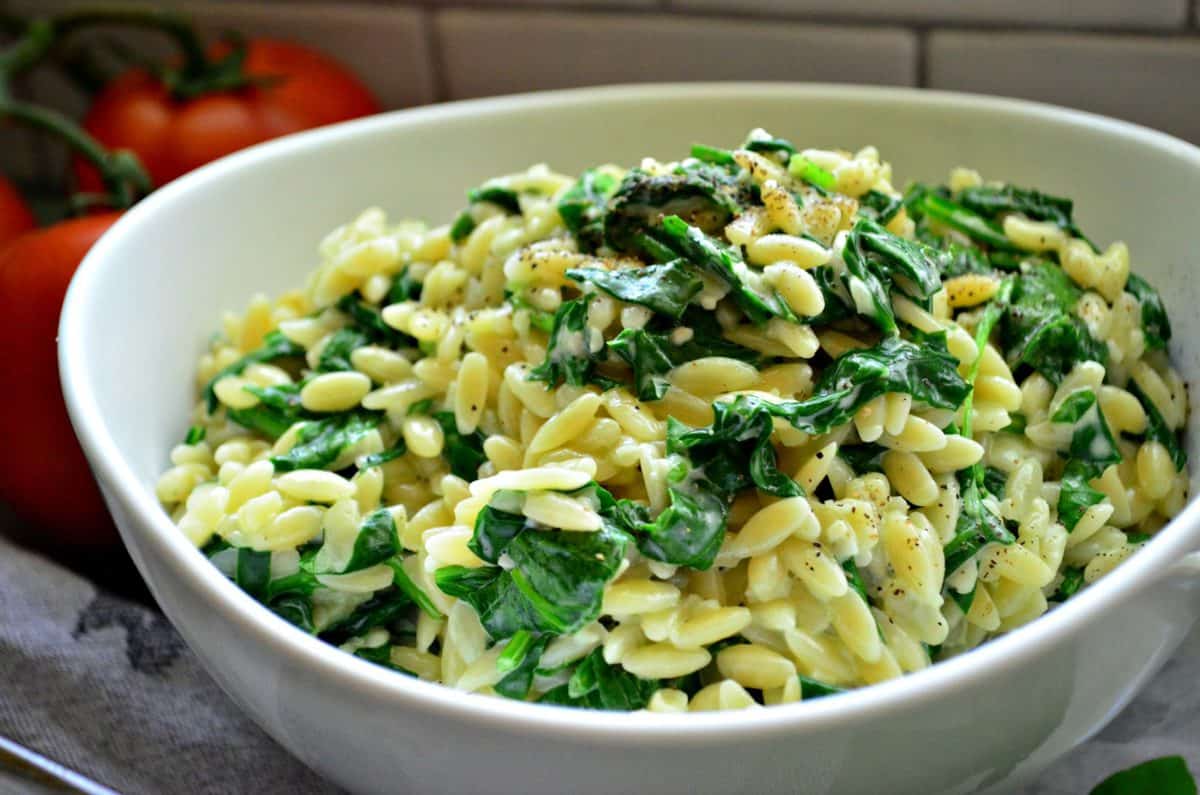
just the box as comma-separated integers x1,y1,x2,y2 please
348,509,400,573
658,215,792,326
838,443,886,475
357,438,407,469
913,191,1018,251
527,296,616,391
1058,460,1107,532
957,184,1086,240
608,328,676,401
321,587,413,641
689,143,737,166
385,558,443,620
450,210,476,243
270,411,381,472
1050,566,1086,602
603,163,747,255
539,649,659,711
495,633,551,700
438,500,628,639
943,467,1014,577
1129,381,1187,472
842,558,868,602
1001,262,1108,384
508,292,557,333
432,410,488,481
336,293,408,347
744,136,796,155
468,183,521,214
567,259,703,320
387,266,423,304
788,157,836,190
316,328,370,373
202,329,304,413
184,425,207,445
1051,390,1122,469
235,548,271,600
558,168,621,252
1091,756,1196,795
858,189,904,224
468,503,530,563
797,675,845,700
1124,273,1171,352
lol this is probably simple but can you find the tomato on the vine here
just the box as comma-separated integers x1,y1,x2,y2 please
74,38,379,189
0,214,122,545
0,175,35,246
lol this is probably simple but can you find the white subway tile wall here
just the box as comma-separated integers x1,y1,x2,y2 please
927,32,1200,144
1,0,1199,187
436,10,916,97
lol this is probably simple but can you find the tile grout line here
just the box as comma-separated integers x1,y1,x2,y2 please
421,6,452,104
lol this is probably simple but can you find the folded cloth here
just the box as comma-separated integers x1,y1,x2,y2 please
1,530,1197,795
0,533,341,795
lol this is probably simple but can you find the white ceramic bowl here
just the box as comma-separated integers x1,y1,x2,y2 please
60,84,1200,795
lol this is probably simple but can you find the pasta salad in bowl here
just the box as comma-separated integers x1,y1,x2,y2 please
156,127,1188,713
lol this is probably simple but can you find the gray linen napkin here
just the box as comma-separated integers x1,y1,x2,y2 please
1,530,1197,795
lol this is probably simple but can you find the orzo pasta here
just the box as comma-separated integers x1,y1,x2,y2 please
159,129,1189,712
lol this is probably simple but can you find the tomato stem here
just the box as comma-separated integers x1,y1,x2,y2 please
0,100,150,209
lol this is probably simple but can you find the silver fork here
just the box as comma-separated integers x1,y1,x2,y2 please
0,735,121,795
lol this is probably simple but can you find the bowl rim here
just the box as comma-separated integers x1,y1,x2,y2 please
59,81,1200,743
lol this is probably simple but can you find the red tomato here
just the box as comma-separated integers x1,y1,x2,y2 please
0,176,35,246
0,214,122,545
75,39,379,190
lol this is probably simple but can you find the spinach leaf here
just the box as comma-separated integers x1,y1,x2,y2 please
839,218,945,334
184,425,206,445
797,675,845,700
270,411,381,472
983,467,1008,499
202,329,304,413
658,214,794,326
788,157,836,191
567,259,703,320
354,644,415,674
321,587,413,641
316,328,370,373
957,184,1084,239
765,333,969,435
805,266,854,326
385,558,443,620
450,210,476,243
507,291,556,333
689,143,737,166
527,296,615,391
1001,262,1107,384
387,266,423,304
603,163,747,255
743,136,796,155
1051,390,1122,469
357,438,407,469
616,396,805,570
437,498,628,639
336,293,408,347
432,410,488,481
235,548,271,600
271,595,316,633
1050,566,1086,603
227,383,308,440
859,189,903,224
1058,460,1107,532
838,443,886,475
608,328,676,401
912,190,1018,251
323,508,399,575
842,558,868,602
558,168,620,252
1090,756,1196,795
944,467,1014,578
1129,381,1187,472
495,632,551,700
539,649,659,711
936,240,994,279
467,183,521,214
1125,273,1172,352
